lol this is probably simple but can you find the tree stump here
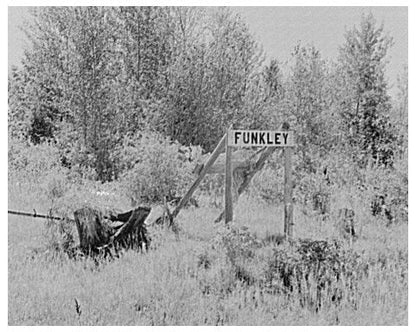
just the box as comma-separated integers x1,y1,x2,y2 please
74,208,111,253
74,206,151,255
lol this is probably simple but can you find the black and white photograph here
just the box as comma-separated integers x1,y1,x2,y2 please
7,3,409,326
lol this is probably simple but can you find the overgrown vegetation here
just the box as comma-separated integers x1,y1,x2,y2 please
9,9,407,181
9,205,408,325
8,7,407,326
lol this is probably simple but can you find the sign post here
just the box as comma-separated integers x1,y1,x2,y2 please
225,128,233,224
283,141,294,239
282,122,294,239
227,126,295,239
169,125,295,241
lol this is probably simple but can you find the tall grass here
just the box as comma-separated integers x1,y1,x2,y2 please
9,197,407,325
8,141,407,325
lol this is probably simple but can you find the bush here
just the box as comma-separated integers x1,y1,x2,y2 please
210,225,268,289
118,131,200,204
264,239,362,311
8,139,62,181
363,160,408,224
193,225,265,296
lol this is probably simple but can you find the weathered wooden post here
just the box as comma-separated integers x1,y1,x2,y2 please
283,122,294,239
225,126,233,224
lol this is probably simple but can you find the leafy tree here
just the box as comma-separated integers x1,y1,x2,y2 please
9,8,64,146
8,66,32,141
262,59,285,101
156,8,265,151
19,7,128,181
284,44,333,172
338,13,397,167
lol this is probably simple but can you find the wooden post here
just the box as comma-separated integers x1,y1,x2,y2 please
224,128,233,224
171,132,227,220
283,123,294,239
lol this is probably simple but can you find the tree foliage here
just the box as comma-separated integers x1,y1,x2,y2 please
8,8,406,184
338,13,398,167
284,44,335,172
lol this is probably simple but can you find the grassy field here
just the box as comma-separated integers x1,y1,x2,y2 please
8,179,408,326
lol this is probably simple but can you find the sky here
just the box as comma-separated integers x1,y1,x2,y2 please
233,6,407,91
8,6,408,92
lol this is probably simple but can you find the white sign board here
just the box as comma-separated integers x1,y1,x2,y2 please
228,130,294,147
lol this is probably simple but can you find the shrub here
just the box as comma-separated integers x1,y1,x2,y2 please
363,161,408,224
211,225,266,288
8,139,62,181
39,168,70,205
214,226,262,265
264,239,362,311
118,131,200,204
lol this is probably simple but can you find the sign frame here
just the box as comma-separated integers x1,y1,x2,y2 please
228,129,294,147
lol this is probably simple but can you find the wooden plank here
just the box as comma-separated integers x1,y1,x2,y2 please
194,150,251,175
284,145,294,239
224,131,233,224
171,132,227,219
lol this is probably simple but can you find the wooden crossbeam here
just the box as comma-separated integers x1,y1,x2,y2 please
170,132,227,221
